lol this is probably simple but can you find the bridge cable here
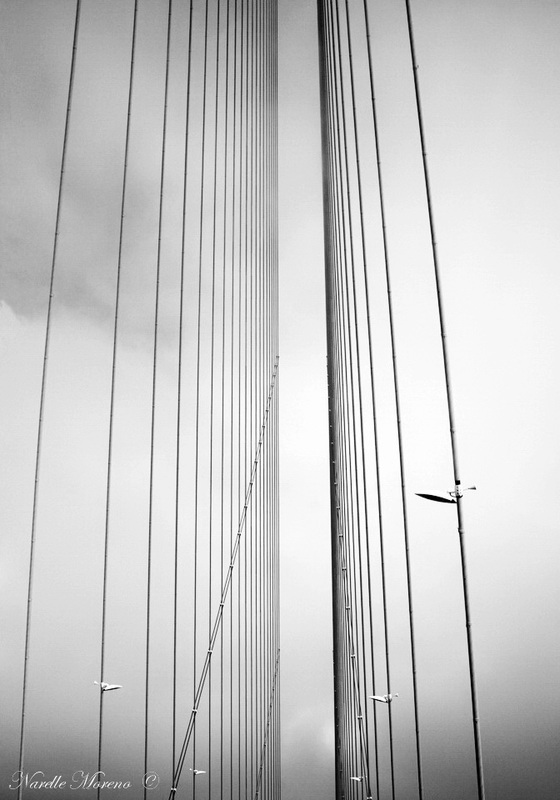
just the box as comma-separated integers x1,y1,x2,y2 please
191,0,213,793
17,6,82,800
96,5,138,799
358,0,425,795
168,362,279,799
404,3,486,798
339,0,400,796
174,0,195,775
143,4,174,798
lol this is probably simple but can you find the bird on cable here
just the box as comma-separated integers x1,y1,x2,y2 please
189,769,206,776
369,693,398,703
416,484,476,503
94,681,122,692
350,776,363,782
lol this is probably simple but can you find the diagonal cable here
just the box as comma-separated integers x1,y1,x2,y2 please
168,358,279,799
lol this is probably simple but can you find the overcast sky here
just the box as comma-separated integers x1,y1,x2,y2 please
2,2,560,799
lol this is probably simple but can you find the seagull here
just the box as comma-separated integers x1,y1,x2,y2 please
94,681,122,692
369,693,399,703
189,769,206,776
350,776,363,782
416,485,476,503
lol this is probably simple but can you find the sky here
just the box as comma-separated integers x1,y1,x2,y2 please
2,1,560,800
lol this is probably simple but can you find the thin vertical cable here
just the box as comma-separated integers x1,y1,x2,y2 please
404,3,485,798
191,1,212,792
207,1,224,793
319,0,390,794
228,3,240,796
335,2,399,793
168,362,279,799
17,6,82,800
174,0,195,775
219,3,232,797
97,5,138,800
360,0,424,794
317,2,345,795
144,2,174,797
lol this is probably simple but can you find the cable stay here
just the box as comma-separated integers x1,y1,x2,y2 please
318,0,402,795
404,2,486,797
318,1,487,799
97,5,139,799
253,649,281,800
142,4,174,798
173,0,195,776
168,359,279,800
358,0,427,793
17,6,83,800
11,3,278,800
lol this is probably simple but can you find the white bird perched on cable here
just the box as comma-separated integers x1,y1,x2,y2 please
350,776,363,782
189,769,206,776
369,693,398,703
94,681,122,692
